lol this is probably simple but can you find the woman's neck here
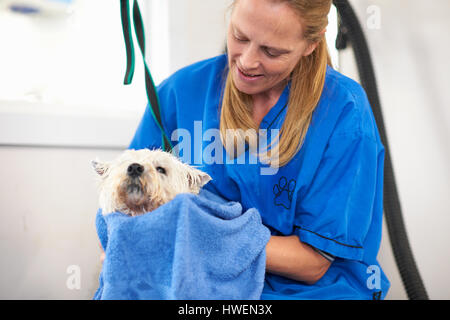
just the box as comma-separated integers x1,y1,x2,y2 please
251,82,286,127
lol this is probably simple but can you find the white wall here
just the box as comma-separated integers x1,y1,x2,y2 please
0,146,120,299
147,0,232,84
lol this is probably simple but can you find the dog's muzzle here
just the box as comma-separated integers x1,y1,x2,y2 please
127,163,144,178
126,181,143,195
126,163,145,194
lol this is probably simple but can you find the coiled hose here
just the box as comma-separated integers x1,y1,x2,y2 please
333,0,429,300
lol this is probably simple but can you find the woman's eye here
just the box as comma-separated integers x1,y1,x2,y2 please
264,48,280,58
156,167,166,175
234,34,248,42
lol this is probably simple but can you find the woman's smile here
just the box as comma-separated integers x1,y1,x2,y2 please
236,65,264,82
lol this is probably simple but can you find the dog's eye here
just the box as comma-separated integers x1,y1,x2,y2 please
156,166,166,175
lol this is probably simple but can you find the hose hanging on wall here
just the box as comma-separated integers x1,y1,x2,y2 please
333,0,429,300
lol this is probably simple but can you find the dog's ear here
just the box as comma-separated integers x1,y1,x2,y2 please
186,166,212,190
92,160,110,177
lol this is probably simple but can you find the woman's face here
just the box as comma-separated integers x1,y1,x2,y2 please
227,0,317,97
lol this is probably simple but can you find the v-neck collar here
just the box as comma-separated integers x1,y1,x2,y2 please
259,83,290,130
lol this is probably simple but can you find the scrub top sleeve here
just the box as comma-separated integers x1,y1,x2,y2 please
294,131,383,261
128,79,177,150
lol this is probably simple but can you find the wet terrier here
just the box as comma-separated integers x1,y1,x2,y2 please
92,149,211,216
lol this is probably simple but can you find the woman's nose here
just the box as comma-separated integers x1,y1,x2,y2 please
239,45,260,70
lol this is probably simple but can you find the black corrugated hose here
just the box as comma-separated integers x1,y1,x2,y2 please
333,0,429,300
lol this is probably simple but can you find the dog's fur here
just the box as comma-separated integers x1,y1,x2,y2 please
92,149,211,216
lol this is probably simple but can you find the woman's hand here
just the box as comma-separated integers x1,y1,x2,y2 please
265,235,332,285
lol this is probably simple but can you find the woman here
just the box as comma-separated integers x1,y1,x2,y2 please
129,0,390,299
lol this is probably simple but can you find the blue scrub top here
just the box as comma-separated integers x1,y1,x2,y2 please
129,54,390,300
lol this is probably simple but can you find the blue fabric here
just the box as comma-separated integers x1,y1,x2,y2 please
129,54,390,299
94,188,271,300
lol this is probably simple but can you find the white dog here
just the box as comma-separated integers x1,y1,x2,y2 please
92,149,211,216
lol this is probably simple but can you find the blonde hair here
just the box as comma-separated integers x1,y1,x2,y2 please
220,0,333,167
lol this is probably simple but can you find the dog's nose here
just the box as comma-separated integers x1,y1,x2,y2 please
127,163,144,177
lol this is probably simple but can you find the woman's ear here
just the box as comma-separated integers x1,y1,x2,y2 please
303,40,320,57
303,29,326,57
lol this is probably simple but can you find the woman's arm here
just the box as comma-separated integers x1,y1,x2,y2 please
265,235,332,285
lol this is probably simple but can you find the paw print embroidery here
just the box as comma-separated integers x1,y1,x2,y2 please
273,177,296,210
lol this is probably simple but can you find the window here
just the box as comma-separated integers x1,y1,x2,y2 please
0,0,151,148
0,0,147,116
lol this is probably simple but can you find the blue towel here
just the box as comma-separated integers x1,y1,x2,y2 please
93,189,271,300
